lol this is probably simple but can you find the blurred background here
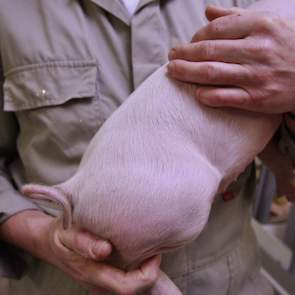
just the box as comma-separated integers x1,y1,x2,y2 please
252,161,295,295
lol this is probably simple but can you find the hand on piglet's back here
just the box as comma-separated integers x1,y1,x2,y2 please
168,5,295,202
22,61,281,294
168,5,295,113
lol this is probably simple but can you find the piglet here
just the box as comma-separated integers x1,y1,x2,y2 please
22,65,281,294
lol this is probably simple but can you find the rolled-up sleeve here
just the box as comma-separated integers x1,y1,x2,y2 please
0,62,39,279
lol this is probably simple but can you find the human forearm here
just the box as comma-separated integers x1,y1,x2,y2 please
0,210,54,264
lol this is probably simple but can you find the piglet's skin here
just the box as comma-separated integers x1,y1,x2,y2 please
22,65,281,294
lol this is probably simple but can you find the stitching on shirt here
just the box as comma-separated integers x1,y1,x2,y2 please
4,60,97,77
4,89,95,111
4,66,97,110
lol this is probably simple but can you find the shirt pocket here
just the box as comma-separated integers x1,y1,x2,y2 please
3,60,103,184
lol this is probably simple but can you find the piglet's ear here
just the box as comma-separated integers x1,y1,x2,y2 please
21,184,72,230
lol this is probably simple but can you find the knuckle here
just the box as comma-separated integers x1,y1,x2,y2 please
261,42,274,62
265,82,281,97
247,89,267,108
199,41,216,60
258,13,279,32
204,64,217,83
256,66,275,85
248,38,274,61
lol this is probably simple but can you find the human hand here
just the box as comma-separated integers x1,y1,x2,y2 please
168,5,295,113
0,210,160,294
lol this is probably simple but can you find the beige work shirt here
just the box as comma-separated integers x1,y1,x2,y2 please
1,0,292,294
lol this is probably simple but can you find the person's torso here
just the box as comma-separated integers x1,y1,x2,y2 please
0,0,256,186
1,1,269,294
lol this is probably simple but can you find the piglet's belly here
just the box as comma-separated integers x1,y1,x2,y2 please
71,151,220,266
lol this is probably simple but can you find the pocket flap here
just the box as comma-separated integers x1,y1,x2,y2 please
3,60,97,111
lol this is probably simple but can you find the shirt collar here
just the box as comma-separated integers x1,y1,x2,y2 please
88,0,160,25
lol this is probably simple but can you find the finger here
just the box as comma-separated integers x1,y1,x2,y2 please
58,228,112,260
196,86,252,109
167,60,250,86
169,39,250,64
150,271,182,295
83,255,161,294
205,5,245,21
192,13,258,42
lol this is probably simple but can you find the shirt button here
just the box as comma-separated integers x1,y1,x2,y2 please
222,191,235,202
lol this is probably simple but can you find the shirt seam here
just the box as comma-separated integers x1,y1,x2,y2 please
5,60,97,78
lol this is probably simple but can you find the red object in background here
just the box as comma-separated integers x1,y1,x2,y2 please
222,191,235,202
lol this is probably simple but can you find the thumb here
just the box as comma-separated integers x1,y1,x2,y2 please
58,227,112,260
131,255,161,291
148,270,182,295
205,5,245,21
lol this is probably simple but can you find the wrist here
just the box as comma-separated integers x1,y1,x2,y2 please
0,210,55,263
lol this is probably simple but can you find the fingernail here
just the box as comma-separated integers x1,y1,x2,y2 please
168,48,176,60
200,97,211,106
92,241,112,259
167,62,175,76
196,89,210,105
196,88,205,102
